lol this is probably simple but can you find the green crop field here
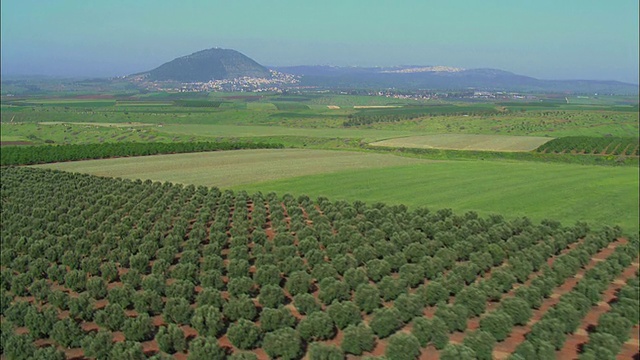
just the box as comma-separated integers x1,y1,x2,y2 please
369,134,553,152
33,149,428,188
238,158,639,233
35,149,639,233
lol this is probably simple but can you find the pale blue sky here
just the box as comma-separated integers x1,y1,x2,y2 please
2,0,638,83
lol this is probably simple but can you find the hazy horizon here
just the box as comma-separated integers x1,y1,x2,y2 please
2,1,638,84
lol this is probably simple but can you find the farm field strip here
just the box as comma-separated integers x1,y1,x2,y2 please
369,134,554,152
237,158,640,233
33,149,430,188
32,148,640,233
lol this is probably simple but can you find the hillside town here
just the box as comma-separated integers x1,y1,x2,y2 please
132,70,300,93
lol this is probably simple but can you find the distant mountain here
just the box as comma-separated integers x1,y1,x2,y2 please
137,48,270,82
272,65,639,94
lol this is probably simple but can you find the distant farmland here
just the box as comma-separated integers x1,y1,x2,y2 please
369,134,553,152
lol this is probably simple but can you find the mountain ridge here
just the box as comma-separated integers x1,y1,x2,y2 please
130,48,638,94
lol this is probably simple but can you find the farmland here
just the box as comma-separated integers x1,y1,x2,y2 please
1,92,639,359
1,167,638,360
369,134,552,152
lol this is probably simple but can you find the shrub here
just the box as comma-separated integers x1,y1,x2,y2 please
254,264,282,287
259,306,296,332
68,293,95,321
81,330,113,360
258,284,286,309
163,297,193,325
296,311,335,341
166,280,195,301
527,318,566,350
107,285,134,309
191,305,225,337
370,307,404,338
223,296,257,321
133,290,164,316
293,293,321,315
499,297,532,326
3,333,36,359
227,319,262,350
354,283,382,314
262,328,302,360
386,332,422,360
86,277,108,299
51,318,84,348
479,310,513,341
25,306,57,338
155,324,186,354
227,276,256,297
394,293,424,323
439,343,476,360
64,270,87,292
95,303,127,331
435,304,468,333
122,313,154,342
378,276,407,301
187,336,226,360
366,259,391,282
327,301,362,329
308,342,344,360
341,323,376,355
399,263,426,288
455,285,487,317
596,312,632,343
462,330,496,360
343,267,369,291
285,270,312,296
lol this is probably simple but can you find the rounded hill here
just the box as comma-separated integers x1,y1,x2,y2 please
142,48,270,82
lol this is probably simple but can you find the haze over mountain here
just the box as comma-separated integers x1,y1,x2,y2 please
132,48,638,94
273,65,639,94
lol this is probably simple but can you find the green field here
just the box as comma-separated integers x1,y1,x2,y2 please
33,149,428,187
35,149,639,233
369,134,553,152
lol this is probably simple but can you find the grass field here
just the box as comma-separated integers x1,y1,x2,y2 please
238,158,639,233
369,134,553,152
34,149,639,233
33,149,427,187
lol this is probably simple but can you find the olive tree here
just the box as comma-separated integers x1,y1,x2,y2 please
370,307,404,338
262,328,302,360
327,300,362,329
227,319,262,350
155,324,186,354
122,313,154,342
385,332,422,360
296,311,335,341
341,323,375,355
82,330,114,360
191,305,225,337
259,306,297,332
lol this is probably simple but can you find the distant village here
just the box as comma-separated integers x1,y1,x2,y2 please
132,70,300,93
130,70,540,101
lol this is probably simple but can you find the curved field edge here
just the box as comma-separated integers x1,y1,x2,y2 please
369,134,553,152
235,160,639,234
29,148,638,234
31,149,431,188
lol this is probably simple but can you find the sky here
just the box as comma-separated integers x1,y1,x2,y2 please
2,0,639,83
